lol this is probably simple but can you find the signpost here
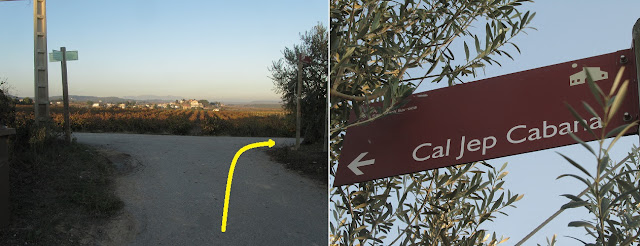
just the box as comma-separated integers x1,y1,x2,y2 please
295,54,311,150
49,50,77,62
334,49,639,186
49,47,78,144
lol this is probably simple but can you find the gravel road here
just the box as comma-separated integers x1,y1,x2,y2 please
74,133,326,245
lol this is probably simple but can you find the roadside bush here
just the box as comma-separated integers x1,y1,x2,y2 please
167,115,191,135
201,115,231,135
0,81,15,127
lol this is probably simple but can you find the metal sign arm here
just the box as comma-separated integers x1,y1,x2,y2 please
633,18,640,145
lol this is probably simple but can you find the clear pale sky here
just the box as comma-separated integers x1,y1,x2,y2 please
0,0,327,103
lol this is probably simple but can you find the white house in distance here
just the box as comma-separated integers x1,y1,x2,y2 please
190,100,203,108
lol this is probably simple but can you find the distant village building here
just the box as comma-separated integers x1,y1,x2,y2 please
118,103,126,109
190,100,203,108
92,103,101,108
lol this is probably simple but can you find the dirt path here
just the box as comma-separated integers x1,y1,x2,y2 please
76,133,326,245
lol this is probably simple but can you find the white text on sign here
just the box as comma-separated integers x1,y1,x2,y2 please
412,117,603,162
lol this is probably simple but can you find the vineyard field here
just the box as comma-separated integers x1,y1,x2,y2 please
15,105,294,137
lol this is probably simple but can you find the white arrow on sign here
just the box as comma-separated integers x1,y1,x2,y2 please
348,152,375,175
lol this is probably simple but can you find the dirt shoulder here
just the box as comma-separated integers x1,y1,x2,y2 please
0,141,124,245
266,142,327,185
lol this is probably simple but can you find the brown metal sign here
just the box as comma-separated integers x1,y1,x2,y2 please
334,49,639,186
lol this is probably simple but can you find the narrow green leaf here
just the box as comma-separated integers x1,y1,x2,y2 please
598,154,610,177
520,11,530,29
609,189,638,211
528,12,537,25
514,194,524,202
606,123,633,138
565,235,590,244
608,80,629,123
600,197,611,217
511,43,521,53
464,42,470,61
606,121,638,153
491,193,504,211
557,173,592,188
557,152,592,178
561,200,590,209
607,233,618,246
565,102,596,138
371,12,381,31
354,225,367,232
617,179,640,202
585,67,605,108
332,46,356,74
582,101,600,119
567,131,595,155
609,66,626,97
561,194,585,202
568,221,595,228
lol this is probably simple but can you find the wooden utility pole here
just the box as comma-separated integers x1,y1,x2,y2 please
33,0,49,123
295,53,303,150
60,47,71,143
633,18,640,145
323,99,328,152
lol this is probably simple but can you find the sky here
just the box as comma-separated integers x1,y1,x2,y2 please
410,1,640,245
0,0,327,103
331,1,640,246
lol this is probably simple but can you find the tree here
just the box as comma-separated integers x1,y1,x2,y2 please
21,97,33,105
270,23,328,145
0,78,15,127
554,68,640,245
330,0,535,245
198,99,209,106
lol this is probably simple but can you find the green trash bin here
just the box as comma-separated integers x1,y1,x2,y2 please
0,127,15,228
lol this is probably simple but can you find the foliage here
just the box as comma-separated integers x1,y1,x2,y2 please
537,234,557,246
0,78,15,127
332,162,522,245
557,67,640,245
270,23,328,144
19,97,33,105
0,82,122,245
330,0,535,245
266,142,327,184
1,138,123,245
330,0,535,131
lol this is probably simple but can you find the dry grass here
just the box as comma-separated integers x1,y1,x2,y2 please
0,140,123,245
266,142,327,184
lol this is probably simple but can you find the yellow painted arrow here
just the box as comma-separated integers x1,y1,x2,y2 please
221,139,276,232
